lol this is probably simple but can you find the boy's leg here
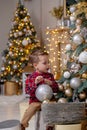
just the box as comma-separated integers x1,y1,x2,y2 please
21,102,41,127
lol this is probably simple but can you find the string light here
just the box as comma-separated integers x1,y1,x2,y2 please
45,27,70,79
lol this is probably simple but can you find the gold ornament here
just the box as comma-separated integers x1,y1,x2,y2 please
20,57,25,61
82,73,87,79
58,84,64,91
65,88,73,97
79,92,86,100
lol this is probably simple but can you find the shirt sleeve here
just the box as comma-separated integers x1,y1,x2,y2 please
25,75,37,95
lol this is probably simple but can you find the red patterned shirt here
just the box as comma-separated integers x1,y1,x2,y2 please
25,71,58,104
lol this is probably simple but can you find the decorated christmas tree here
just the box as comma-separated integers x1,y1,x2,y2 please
57,0,87,103
0,0,40,84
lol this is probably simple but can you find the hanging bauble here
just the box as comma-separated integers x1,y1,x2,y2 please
8,42,12,47
35,84,53,102
10,71,14,75
70,77,81,89
58,84,64,91
70,6,76,13
13,64,18,70
79,92,86,100
70,15,76,22
82,73,87,79
18,31,23,36
70,62,81,73
63,80,68,87
8,51,13,56
58,98,67,103
65,88,73,97
76,18,82,25
72,34,83,45
79,51,87,63
63,71,71,79
24,17,28,22
14,32,18,38
22,39,28,46
65,44,72,51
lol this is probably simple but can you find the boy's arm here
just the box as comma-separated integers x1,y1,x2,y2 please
25,76,37,95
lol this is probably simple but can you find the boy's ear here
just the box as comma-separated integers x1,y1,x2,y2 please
33,63,37,68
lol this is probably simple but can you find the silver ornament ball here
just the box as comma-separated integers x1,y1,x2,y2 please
70,77,81,89
35,84,53,102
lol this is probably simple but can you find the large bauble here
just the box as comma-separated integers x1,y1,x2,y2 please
79,51,87,63
70,77,81,89
35,84,53,102
72,34,83,45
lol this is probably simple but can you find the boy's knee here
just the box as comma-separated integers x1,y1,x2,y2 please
33,102,41,109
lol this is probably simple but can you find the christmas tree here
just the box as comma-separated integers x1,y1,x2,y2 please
0,0,40,84
57,0,87,103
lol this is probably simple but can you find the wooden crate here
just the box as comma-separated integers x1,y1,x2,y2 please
41,102,86,125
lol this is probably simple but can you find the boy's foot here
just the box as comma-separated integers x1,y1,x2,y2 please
20,124,25,130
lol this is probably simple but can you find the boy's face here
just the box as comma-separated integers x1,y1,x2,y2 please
34,55,50,73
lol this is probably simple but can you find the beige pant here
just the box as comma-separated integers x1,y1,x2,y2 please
21,102,41,127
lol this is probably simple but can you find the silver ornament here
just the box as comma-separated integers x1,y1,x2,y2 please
70,6,76,13
79,51,87,63
35,84,53,102
70,15,76,22
70,77,81,89
13,64,17,70
63,71,71,79
22,39,28,46
65,44,72,51
73,34,83,45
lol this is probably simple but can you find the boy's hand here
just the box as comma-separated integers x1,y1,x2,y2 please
35,76,44,84
44,79,52,85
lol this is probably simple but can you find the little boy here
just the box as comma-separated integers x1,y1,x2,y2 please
21,47,59,130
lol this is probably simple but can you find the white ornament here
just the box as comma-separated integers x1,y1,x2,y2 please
73,34,83,45
63,71,71,79
24,17,28,22
35,84,53,102
18,31,23,36
9,42,12,47
22,39,28,46
9,51,13,56
79,51,87,63
65,44,72,51
13,64,17,70
70,6,76,13
70,15,76,22
14,32,18,38
70,77,81,89
23,28,26,32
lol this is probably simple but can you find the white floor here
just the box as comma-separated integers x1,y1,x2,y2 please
0,96,35,130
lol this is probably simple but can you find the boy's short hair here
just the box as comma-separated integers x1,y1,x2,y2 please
29,47,48,64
